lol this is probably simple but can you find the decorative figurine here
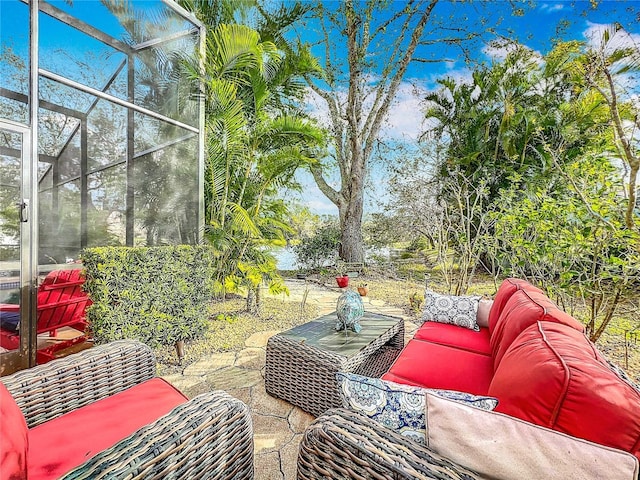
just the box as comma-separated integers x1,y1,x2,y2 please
336,289,364,333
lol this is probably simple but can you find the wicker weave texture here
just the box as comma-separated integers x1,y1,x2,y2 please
2,340,254,479
62,391,254,480
265,319,403,417
1,340,155,428
297,408,480,480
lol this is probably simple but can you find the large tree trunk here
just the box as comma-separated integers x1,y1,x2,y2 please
339,193,365,262
306,1,439,265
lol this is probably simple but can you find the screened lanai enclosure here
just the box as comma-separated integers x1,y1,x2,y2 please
0,0,204,374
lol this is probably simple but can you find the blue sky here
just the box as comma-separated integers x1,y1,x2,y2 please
0,0,193,95
290,0,640,216
2,0,638,218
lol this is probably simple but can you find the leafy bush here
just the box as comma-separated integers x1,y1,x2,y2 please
82,246,214,347
293,220,341,270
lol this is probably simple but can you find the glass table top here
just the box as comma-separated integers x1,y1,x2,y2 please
280,311,401,357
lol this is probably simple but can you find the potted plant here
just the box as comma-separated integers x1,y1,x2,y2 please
336,273,349,288
335,261,349,287
357,282,369,296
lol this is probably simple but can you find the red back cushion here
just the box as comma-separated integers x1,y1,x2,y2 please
0,383,28,479
489,321,640,461
488,278,543,333
414,322,491,356
490,289,584,369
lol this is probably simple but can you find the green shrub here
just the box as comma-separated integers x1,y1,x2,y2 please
293,220,341,270
82,246,214,347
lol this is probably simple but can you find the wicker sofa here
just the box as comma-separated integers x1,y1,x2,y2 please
297,278,640,479
298,408,484,479
0,340,254,479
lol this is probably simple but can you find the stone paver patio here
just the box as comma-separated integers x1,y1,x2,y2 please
162,279,417,480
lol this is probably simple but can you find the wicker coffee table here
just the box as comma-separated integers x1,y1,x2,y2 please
265,311,404,417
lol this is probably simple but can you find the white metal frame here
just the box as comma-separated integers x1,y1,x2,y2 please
0,0,205,371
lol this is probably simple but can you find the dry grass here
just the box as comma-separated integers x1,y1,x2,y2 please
155,297,318,376
598,330,640,381
155,271,639,383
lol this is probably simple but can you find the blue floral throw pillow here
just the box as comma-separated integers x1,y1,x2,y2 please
336,372,498,443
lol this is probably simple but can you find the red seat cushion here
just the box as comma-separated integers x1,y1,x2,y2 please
488,278,543,334
414,322,491,356
489,321,640,462
382,338,493,396
0,383,28,480
28,378,187,480
490,289,584,370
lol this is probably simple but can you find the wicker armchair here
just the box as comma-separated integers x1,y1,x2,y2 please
1,340,254,479
297,408,479,480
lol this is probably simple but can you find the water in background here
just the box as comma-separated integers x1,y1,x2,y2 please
273,247,298,270
273,246,397,271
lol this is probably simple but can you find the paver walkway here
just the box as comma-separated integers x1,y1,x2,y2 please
163,279,417,480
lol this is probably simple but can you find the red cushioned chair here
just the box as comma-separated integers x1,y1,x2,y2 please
0,269,91,363
0,340,254,479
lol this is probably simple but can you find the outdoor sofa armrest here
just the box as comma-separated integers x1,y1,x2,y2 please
297,408,480,480
61,391,254,480
1,340,155,428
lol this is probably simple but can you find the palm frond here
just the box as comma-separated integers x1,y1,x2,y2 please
228,202,261,236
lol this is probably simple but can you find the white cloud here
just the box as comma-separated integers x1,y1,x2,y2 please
306,198,337,215
305,79,430,142
583,22,640,95
303,86,335,128
306,66,486,144
445,60,458,71
382,81,428,141
583,21,640,53
482,41,542,63
540,3,564,13
291,170,339,215
435,67,474,87
482,43,510,61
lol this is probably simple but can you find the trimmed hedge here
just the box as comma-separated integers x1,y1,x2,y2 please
82,246,215,347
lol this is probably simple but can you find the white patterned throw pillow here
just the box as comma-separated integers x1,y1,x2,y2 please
336,372,498,443
421,290,481,331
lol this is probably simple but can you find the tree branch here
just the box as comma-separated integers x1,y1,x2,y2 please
363,0,439,161
304,76,347,171
587,67,639,231
310,164,341,206
413,57,456,63
602,69,639,230
418,33,480,46
547,145,617,230
370,0,416,42
361,1,420,149
318,4,337,86
345,0,363,195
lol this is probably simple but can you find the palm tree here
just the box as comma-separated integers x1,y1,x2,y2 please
423,37,639,340
576,24,640,231
181,6,326,311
